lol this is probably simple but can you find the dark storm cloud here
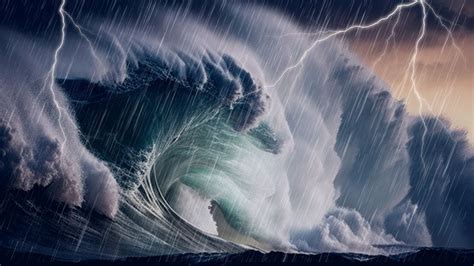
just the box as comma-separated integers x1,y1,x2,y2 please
259,0,474,33
257,0,412,29
431,0,474,30
2,0,472,43
254,0,474,49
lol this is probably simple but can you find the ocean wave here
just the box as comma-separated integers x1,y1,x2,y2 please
0,0,472,260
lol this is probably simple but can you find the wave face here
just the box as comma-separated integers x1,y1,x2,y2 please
0,0,473,260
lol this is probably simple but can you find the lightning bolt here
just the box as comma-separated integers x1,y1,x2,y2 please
46,0,460,172
269,0,463,174
46,0,106,153
404,0,463,171
408,0,429,171
267,0,418,88
371,11,401,69
48,0,68,152
63,11,105,78
425,1,465,61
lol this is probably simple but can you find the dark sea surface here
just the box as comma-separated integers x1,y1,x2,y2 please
1,247,473,266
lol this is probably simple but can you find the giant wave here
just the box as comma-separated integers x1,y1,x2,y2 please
0,0,472,260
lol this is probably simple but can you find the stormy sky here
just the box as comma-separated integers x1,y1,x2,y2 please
261,0,474,142
2,0,472,139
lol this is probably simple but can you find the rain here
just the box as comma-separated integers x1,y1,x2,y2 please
0,0,472,265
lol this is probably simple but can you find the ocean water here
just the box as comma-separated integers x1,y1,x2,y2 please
0,0,473,264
